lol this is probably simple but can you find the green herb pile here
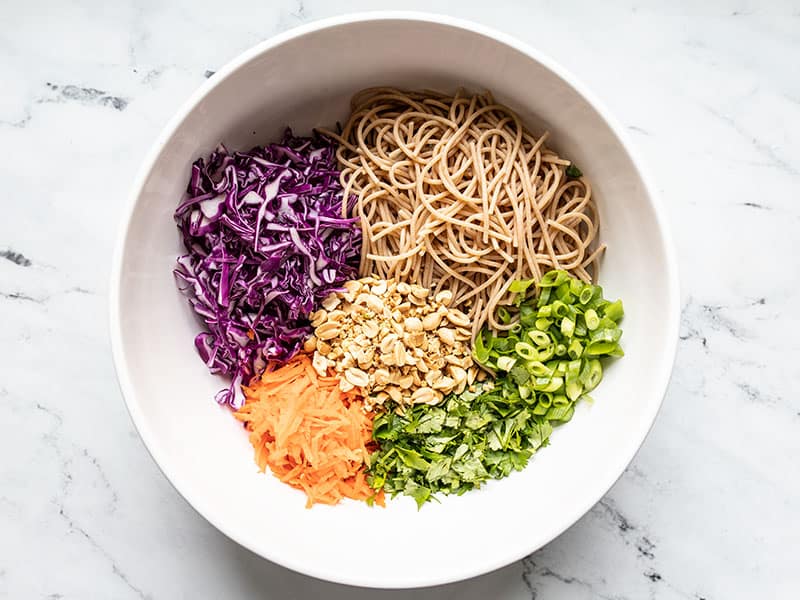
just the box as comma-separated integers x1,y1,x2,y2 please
367,270,624,507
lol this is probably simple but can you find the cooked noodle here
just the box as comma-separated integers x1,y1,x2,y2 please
320,88,605,337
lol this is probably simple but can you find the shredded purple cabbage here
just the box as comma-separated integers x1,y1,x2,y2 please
174,130,361,407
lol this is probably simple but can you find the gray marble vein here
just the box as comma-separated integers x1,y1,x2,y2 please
1,0,798,598
0,249,32,266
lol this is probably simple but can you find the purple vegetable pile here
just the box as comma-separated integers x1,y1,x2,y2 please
174,130,361,408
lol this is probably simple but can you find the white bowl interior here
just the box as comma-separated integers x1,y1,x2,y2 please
113,16,678,588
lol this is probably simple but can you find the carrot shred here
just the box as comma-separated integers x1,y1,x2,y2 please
235,353,380,508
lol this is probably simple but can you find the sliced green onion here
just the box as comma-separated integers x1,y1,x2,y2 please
537,305,552,318
566,379,583,401
527,330,550,346
518,385,532,400
598,317,617,330
525,360,552,377
510,322,523,334
578,286,594,304
555,282,573,303
473,329,491,363
608,344,625,358
586,341,619,356
496,356,517,371
533,376,563,393
561,317,575,338
537,287,552,307
497,306,512,324
532,402,549,416
552,394,570,406
509,279,534,294
591,328,622,344
569,278,583,295
580,359,603,391
514,341,538,360
537,392,553,408
574,319,588,338
538,270,569,288
584,308,600,330
566,359,582,383
555,343,567,357
604,299,624,322
535,318,553,331
545,404,574,422
534,344,555,361
551,300,568,318
567,338,584,359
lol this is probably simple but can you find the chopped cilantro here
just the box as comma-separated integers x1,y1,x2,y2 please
566,163,583,178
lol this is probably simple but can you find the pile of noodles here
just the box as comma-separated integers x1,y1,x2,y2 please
321,88,604,337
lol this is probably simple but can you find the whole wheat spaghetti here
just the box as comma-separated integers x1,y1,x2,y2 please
321,88,605,337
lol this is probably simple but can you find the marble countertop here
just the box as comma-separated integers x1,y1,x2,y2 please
2,1,798,598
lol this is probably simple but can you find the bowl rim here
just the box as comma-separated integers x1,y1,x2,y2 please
109,10,680,589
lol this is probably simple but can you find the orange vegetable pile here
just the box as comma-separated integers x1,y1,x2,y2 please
235,353,382,508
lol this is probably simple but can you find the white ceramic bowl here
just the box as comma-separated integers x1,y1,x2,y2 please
110,12,679,589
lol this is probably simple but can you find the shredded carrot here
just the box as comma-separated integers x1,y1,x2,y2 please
235,353,384,508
